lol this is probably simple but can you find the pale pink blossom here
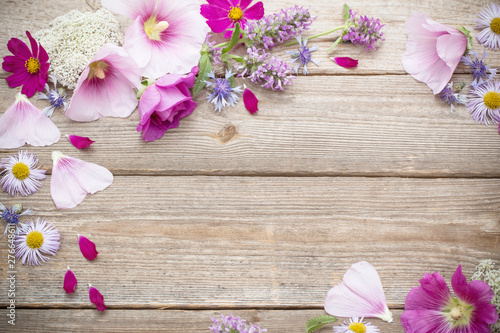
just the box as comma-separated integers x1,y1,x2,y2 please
102,0,208,79
0,93,60,148
50,151,113,210
402,12,468,94
65,44,141,122
324,261,393,322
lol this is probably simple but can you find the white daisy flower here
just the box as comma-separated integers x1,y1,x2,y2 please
475,3,500,50
0,151,46,196
466,80,500,125
333,317,380,333
14,218,60,266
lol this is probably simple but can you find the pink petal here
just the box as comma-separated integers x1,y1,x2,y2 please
89,285,106,311
243,88,258,114
333,57,359,68
206,0,231,9
401,309,449,333
200,4,228,20
5,70,30,88
206,17,233,34
404,272,451,311
78,235,99,261
63,267,78,294
122,17,153,69
436,33,467,68
324,261,393,322
0,93,61,149
7,37,32,60
25,31,38,59
243,1,264,20
68,135,95,149
50,151,114,209
239,0,252,10
101,0,156,19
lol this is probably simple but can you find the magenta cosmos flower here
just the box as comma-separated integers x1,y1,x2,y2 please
401,265,498,333
402,12,468,95
201,0,265,38
137,67,198,142
65,44,140,122
2,31,49,98
102,0,208,79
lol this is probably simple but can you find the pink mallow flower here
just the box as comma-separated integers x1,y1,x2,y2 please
137,67,198,142
0,93,60,149
402,11,469,95
102,0,208,79
63,267,78,294
89,284,107,311
78,235,99,261
324,261,393,323
65,44,140,122
50,151,113,210
401,265,498,333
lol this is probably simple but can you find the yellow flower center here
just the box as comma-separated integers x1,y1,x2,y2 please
228,7,243,21
483,91,500,109
26,231,44,249
348,322,367,333
450,306,465,320
25,57,40,74
88,61,109,80
144,15,169,41
490,17,500,34
12,162,30,180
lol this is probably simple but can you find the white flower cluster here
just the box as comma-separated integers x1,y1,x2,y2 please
472,260,500,332
34,9,123,89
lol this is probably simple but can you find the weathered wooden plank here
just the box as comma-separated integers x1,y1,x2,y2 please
3,309,404,332
0,176,498,308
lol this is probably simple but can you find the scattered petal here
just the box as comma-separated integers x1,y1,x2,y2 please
63,267,78,294
332,57,358,68
68,135,95,149
88,284,107,311
78,235,99,261
243,88,259,114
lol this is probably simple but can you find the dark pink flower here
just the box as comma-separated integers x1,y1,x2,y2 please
333,57,358,68
68,135,95,149
78,235,99,261
243,88,258,114
2,31,49,98
401,265,498,333
63,267,77,294
88,284,106,311
201,0,265,38
137,67,198,142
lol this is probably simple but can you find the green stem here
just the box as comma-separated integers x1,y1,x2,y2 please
284,24,347,46
224,54,245,63
214,41,230,48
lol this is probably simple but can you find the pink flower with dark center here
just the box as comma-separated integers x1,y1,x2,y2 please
78,235,99,261
63,267,78,294
243,88,258,114
2,31,49,98
68,135,95,149
401,265,498,333
88,284,106,311
65,44,141,122
102,0,208,78
201,0,265,38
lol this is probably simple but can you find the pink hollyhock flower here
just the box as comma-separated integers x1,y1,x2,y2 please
65,44,140,122
88,284,107,311
137,67,198,142
332,57,359,68
68,135,95,149
201,0,265,38
78,235,99,261
324,261,393,322
63,267,78,294
50,151,113,210
0,93,60,149
402,265,498,333
243,88,258,114
102,0,208,79
402,12,469,94
2,31,49,98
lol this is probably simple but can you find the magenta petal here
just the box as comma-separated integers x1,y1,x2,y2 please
404,272,452,311
243,88,259,114
79,235,99,261
333,57,359,68
7,37,32,60
63,268,78,294
201,4,228,20
89,285,106,311
207,17,233,33
401,309,448,333
26,31,38,58
243,1,264,20
68,135,95,149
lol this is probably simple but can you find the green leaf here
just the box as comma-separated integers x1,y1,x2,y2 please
222,23,241,54
343,4,351,21
328,36,343,51
193,53,212,95
306,315,337,333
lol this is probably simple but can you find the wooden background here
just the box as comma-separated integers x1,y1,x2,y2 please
1,0,499,332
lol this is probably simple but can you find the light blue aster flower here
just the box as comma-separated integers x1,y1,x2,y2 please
37,75,70,117
205,70,243,112
287,35,320,75
461,50,497,87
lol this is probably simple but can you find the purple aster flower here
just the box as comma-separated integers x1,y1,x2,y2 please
287,35,320,75
461,51,497,87
205,70,243,112
0,151,47,197
343,9,385,51
0,203,32,234
401,265,498,333
209,313,267,333
467,80,500,125
37,75,70,117
440,82,467,112
475,3,500,50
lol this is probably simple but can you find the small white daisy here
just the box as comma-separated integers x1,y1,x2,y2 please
333,317,380,333
14,218,60,266
466,80,500,125
475,3,500,50
0,151,46,196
